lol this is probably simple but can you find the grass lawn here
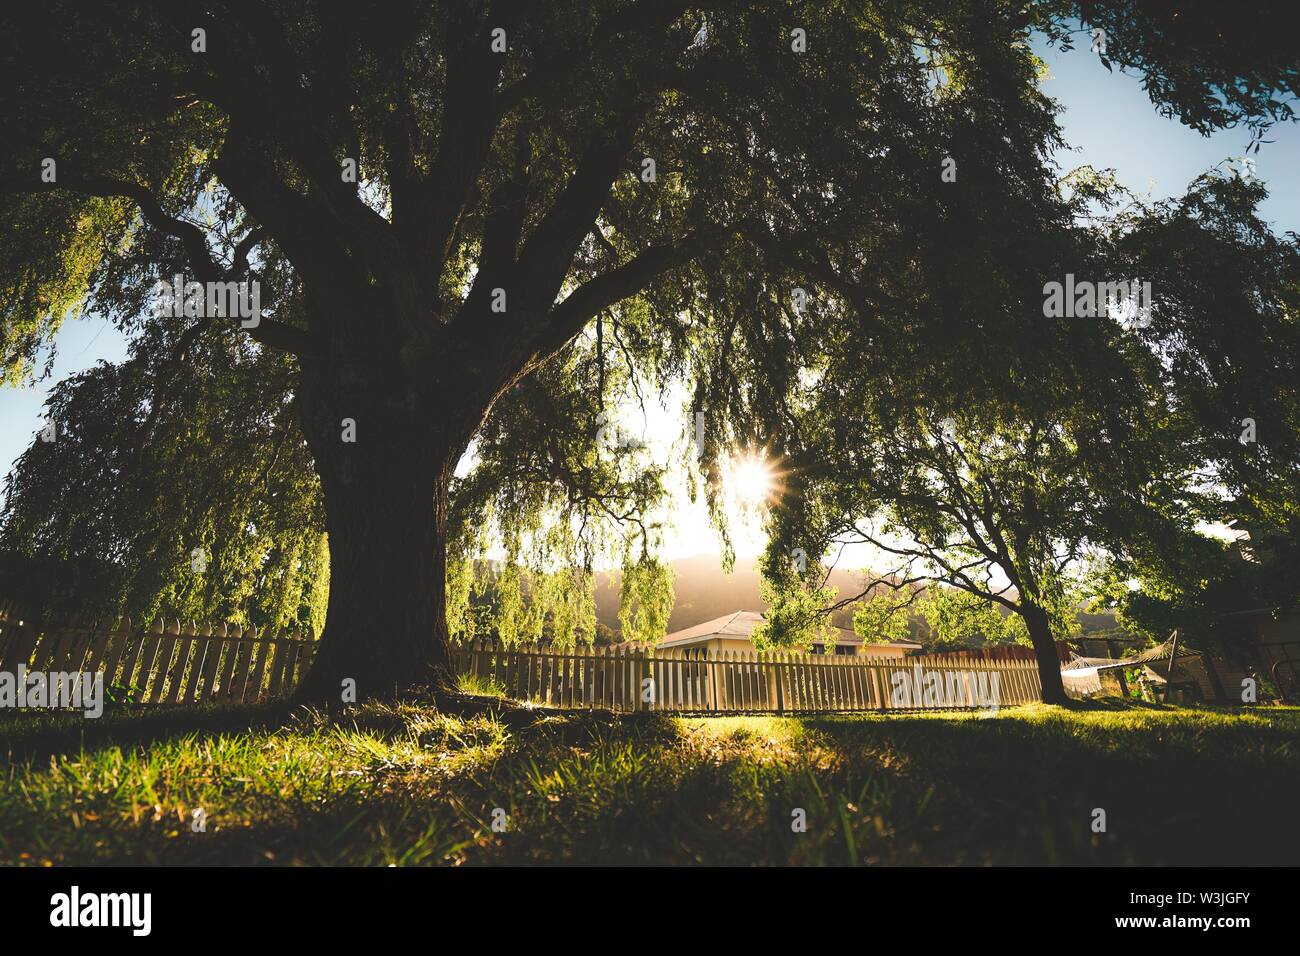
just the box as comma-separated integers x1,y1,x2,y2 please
1,700,1296,865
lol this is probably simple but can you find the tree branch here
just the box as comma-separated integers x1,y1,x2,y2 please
3,172,314,358
510,105,648,314
532,232,710,362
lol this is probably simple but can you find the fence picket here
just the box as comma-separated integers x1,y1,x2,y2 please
128,621,164,699
716,651,727,712
161,622,193,704
81,622,117,679
64,622,97,675
179,625,209,703
202,624,228,701
212,625,238,701
281,633,307,698
263,627,289,700
102,619,135,689
246,629,273,702
599,645,609,710
144,619,179,704
731,651,742,711
742,650,754,711
612,644,623,711
224,626,251,703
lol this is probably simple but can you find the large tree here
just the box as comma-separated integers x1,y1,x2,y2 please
2,1,1296,702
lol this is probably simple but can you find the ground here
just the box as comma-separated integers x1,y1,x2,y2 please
1,698,1296,865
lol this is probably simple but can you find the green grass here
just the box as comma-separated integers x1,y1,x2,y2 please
454,671,507,698
1,700,1297,865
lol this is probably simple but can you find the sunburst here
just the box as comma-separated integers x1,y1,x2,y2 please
727,451,787,507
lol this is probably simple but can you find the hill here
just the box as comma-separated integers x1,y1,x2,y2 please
594,553,1130,640
594,554,886,632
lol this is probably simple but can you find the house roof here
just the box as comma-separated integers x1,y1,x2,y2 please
660,610,765,646
659,609,921,650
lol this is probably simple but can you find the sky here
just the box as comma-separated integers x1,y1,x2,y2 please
3,34,1297,570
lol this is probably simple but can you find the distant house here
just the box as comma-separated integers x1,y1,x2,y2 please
659,610,921,658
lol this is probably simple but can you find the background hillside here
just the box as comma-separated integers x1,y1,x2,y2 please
595,554,1124,640
596,555,898,632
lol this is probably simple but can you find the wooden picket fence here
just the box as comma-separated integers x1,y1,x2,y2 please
453,639,1045,713
0,616,315,706
0,609,1044,712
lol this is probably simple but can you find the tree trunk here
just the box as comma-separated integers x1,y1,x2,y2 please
292,380,459,704
1022,602,1069,705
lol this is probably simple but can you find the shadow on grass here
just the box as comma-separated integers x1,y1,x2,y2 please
0,692,598,763
797,706,1300,865
2,702,1297,865
0,702,300,764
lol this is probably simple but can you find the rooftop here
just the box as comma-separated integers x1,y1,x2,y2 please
660,609,921,651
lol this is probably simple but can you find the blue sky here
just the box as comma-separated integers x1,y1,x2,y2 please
3,36,1297,564
1,314,129,486
1034,35,1299,229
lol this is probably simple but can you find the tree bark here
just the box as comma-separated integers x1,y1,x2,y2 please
292,374,459,704
1022,602,1069,705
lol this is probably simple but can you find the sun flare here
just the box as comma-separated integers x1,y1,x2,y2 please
730,455,776,506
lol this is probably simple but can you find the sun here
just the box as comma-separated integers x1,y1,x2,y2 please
730,454,776,506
